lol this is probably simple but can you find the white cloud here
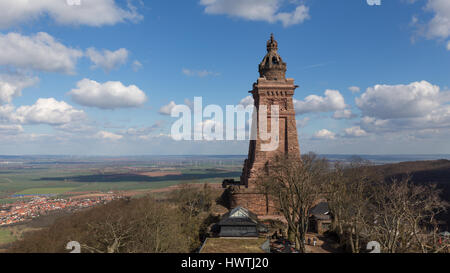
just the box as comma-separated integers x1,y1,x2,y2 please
238,96,254,107
356,81,441,119
0,0,142,28
344,126,368,138
0,73,39,104
200,0,310,27
159,101,178,115
447,40,450,50
0,104,15,122
68,79,147,109
0,124,23,135
274,5,310,27
159,99,195,115
294,89,347,115
333,109,355,120
425,0,450,39
349,86,361,93
182,68,219,77
86,48,129,72
313,129,336,140
360,105,450,133
356,81,450,135
0,32,83,74
15,98,86,125
95,131,123,141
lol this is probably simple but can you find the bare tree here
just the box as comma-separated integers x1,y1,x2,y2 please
370,178,448,253
326,159,376,253
258,152,328,252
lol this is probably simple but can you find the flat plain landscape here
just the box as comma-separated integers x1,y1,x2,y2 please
0,155,244,202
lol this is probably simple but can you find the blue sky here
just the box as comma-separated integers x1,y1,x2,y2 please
0,0,449,155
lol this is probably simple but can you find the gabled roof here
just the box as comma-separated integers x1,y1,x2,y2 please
309,202,330,216
230,206,258,220
219,207,260,226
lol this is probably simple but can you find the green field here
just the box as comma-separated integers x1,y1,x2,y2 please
0,228,15,245
0,162,241,203
15,187,77,195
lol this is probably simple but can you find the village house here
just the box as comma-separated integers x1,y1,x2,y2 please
309,202,332,235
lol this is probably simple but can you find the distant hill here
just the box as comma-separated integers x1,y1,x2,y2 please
373,159,450,228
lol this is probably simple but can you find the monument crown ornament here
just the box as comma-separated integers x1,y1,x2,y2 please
259,34,287,81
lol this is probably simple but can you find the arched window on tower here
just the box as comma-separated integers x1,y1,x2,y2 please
272,57,279,65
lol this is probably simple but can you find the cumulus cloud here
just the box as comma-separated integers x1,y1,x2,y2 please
0,0,142,28
344,126,368,138
0,73,39,104
274,5,310,27
356,81,450,135
313,129,336,140
294,89,347,115
0,32,83,74
0,104,15,123
86,48,129,72
159,101,178,115
425,0,450,39
409,0,450,48
333,109,356,120
238,96,254,107
360,106,450,133
159,99,195,115
356,81,441,119
95,131,123,141
199,0,310,27
15,98,86,125
69,79,147,109
447,41,450,50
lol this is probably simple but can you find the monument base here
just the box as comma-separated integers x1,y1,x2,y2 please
225,185,279,216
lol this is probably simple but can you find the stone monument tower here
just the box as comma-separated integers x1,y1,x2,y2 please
230,34,301,215
241,34,301,188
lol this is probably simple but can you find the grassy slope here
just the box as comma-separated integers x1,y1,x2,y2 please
0,228,15,245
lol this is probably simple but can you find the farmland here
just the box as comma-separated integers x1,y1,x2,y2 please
0,155,244,203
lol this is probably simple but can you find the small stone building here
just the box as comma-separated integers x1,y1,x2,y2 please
218,206,268,237
309,202,332,235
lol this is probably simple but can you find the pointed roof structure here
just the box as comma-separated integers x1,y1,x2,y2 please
218,207,268,237
258,33,287,81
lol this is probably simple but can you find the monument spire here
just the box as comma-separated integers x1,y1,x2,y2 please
259,34,287,81
267,33,278,52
